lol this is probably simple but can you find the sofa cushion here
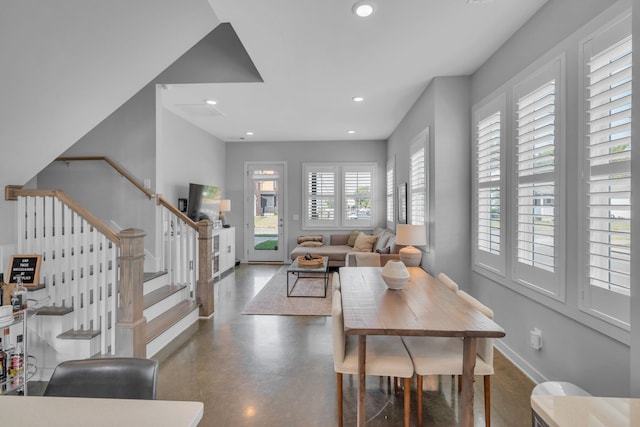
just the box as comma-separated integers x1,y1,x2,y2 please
353,234,377,252
290,245,353,262
298,241,323,247
347,230,361,247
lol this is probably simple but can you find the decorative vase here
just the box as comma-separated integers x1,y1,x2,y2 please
381,260,410,290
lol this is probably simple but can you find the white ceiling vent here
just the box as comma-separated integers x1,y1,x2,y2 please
175,104,225,118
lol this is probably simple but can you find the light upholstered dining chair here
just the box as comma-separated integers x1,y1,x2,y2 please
332,289,414,427
437,272,459,292
332,272,341,293
402,290,495,427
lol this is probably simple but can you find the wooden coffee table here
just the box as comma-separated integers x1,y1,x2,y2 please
286,256,329,298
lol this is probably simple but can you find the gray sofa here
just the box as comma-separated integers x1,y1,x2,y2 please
289,227,400,268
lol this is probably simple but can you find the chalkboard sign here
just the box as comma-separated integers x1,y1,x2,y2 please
8,254,42,287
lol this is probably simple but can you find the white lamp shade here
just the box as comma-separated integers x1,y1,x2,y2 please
396,224,427,246
219,199,231,212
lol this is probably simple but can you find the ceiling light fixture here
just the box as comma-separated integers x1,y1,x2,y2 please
352,96,364,102
205,99,217,105
245,131,254,136
348,130,356,134
352,1,375,18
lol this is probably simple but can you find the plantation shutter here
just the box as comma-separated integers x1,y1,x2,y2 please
512,58,563,297
409,132,427,226
582,26,631,326
476,111,502,256
473,95,506,276
387,163,394,226
304,165,337,228
516,79,557,273
343,164,374,227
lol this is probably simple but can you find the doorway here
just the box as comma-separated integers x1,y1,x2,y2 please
245,162,286,262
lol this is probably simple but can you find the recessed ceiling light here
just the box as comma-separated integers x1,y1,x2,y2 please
348,130,356,134
352,96,364,102
245,131,254,136
205,99,217,105
352,1,375,17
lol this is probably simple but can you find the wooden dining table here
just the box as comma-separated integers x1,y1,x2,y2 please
339,266,506,427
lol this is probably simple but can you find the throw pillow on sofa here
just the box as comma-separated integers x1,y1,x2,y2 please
347,230,361,247
353,234,377,252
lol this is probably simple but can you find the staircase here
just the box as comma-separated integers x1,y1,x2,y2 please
143,271,199,357
6,179,216,375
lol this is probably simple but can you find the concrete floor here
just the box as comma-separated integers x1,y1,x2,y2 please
155,264,535,426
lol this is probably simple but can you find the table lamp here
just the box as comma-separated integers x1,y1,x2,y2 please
396,224,427,267
219,199,231,227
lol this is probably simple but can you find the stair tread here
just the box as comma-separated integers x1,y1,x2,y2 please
146,300,199,344
58,329,100,340
36,306,74,316
144,283,187,309
143,271,168,282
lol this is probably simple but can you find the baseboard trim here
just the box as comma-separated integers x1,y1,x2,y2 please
495,341,548,385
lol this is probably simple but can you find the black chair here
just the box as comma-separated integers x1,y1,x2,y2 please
43,357,159,399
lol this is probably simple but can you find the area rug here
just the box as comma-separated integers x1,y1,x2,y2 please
242,266,333,316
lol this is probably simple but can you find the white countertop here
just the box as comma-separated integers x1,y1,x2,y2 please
0,395,204,426
531,395,640,427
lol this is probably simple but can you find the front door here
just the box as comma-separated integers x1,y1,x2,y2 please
245,162,286,262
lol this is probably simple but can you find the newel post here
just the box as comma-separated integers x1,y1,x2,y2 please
116,228,147,357
197,220,215,317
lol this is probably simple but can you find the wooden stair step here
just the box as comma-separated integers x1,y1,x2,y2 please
143,284,187,309
144,271,168,282
36,306,74,316
146,300,199,344
57,329,100,340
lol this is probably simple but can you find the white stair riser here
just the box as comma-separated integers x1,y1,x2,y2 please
146,308,199,358
143,275,170,295
144,288,189,322
30,314,74,344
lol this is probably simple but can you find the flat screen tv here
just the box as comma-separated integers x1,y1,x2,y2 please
187,183,221,222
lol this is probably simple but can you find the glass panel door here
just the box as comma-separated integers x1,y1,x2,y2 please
246,163,285,262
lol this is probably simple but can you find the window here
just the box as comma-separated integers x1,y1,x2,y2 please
409,129,428,226
473,94,506,276
386,160,394,226
512,58,564,298
303,163,375,229
342,164,375,228
303,164,337,228
581,17,631,328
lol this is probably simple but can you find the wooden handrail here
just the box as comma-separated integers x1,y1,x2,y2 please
156,195,198,230
56,156,154,199
5,186,120,244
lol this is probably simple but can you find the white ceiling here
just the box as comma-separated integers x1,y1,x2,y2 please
161,0,548,143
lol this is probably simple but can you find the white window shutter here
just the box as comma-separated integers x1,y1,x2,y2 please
581,19,631,328
303,165,337,228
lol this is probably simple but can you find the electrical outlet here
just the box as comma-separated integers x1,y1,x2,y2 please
530,328,542,350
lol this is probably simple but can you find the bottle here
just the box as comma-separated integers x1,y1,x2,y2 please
9,334,24,391
0,336,6,394
11,275,27,313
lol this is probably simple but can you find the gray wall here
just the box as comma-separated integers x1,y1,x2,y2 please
157,108,226,207
387,76,471,288
470,0,631,396
225,140,387,261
